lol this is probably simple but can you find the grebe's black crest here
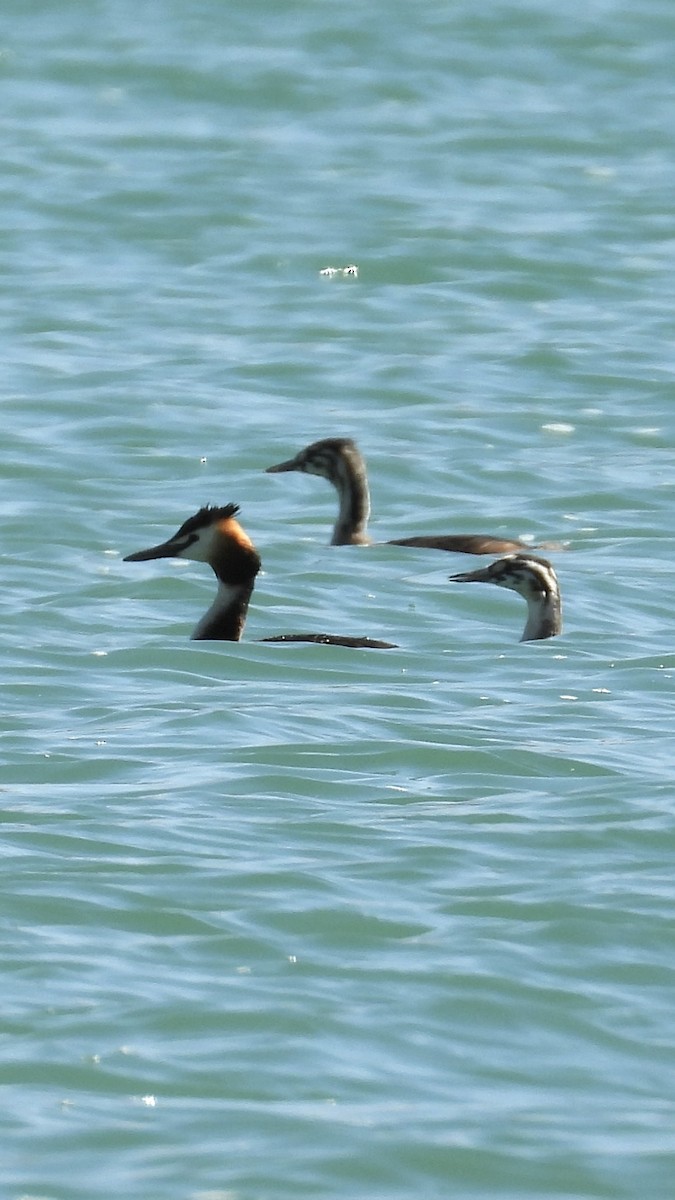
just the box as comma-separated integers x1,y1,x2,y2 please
123,502,250,566
176,503,240,536
450,553,562,642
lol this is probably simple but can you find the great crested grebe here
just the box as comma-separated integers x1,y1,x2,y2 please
123,503,396,648
450,553,562,641
265,436,530,554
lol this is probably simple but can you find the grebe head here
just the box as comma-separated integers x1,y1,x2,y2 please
124,503,261,580
266,437,371,546
265,437,362,484
450,553,562,641
124,504,261,641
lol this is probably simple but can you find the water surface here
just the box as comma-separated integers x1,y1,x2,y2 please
3,2,675,1197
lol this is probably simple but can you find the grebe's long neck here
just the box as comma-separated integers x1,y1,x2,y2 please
190,526,261,640
332,448,371,545
521,585,562,642
192,578,255,641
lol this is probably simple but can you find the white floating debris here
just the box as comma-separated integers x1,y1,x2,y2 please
319,264,359,278
542,422,575,435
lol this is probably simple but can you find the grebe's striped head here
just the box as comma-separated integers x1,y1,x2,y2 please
450,553,562,641
124,503,261,583
265,436,371,546
265,437,363,485
450,553,558,599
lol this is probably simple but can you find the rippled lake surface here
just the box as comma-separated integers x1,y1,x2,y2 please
3,1,675,1197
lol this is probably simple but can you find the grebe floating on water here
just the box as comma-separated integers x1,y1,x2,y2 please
265,436,530,554
123,503,395,648
450,553,562,642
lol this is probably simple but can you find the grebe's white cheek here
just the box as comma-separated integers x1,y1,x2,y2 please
182,526,216,563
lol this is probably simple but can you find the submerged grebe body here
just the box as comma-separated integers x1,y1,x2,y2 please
450,553,562,641
265,436,529,555
123,503,395,648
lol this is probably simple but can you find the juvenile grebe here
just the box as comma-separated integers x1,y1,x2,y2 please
450,553,562,642
123,503,395,648
265,436,530,554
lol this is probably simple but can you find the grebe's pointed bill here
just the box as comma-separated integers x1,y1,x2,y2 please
123,503,242,563
265,454,301,474
124,537,187,562
448,563,496,585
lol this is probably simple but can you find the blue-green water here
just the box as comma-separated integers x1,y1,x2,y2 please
3,2,675,1197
